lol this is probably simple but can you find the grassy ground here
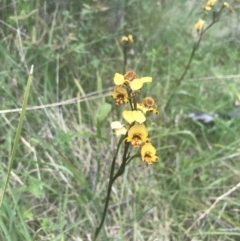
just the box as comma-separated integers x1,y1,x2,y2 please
1,0,240,240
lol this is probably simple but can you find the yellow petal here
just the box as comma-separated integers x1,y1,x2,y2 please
208,0,217,6
132,110,146,124
121,36,128,41
129,79,143,90
137,103,148,114
111,92,118,98
202,4,212,10
137,124,148,138
122,111,135,124
141,77,152,83
195,19,205,30
128,35,134,43
122,110,146,124
141,143,156,156
114,73,124,85
151,108,159,114
223,2,229,7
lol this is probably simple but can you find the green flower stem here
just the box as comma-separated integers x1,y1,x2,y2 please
0,66,34,207
125,153,140,166
164,6,224,112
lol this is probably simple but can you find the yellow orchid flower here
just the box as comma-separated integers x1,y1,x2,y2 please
141,142,158,165
195,19,205,31
111,86,128,105
125,124,149,147
138,97,159,114
113,70,152,90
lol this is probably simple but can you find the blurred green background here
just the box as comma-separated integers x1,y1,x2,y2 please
1,0,240,240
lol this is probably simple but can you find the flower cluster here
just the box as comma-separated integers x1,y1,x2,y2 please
111,70,159,165
202,0,230,10
119,35,134,44
195,1,230,32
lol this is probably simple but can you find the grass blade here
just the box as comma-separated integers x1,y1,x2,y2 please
0,65,34,207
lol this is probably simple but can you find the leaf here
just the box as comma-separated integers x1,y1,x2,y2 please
26,177,44,199
96,103,112,123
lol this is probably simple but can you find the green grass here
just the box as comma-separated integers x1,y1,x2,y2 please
1,0,240,240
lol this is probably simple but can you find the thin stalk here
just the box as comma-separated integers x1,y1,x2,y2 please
93,135,125,240
164,6,224,112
